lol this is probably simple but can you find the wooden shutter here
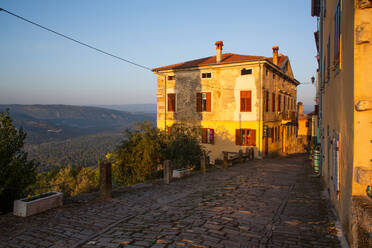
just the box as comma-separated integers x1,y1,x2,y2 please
272,93,275,112
202,128,207,143
240,91,245,112
278,94,281,111
240,91,252,112
206,92,211,112
235,129,242,145
167,93,175,112
209,129,214,144
249,129,256,146
247,91,252,112
196,93,202,112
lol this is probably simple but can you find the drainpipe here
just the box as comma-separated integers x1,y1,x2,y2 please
258,61,263,158
164,75,167,135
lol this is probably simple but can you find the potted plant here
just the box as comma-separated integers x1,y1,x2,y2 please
13,191,63,217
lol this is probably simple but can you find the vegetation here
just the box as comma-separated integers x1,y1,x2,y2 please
32,166,99,197
0,109,38,213
112,121,204,186
26,132,122,171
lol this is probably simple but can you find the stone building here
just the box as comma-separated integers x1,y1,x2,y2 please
152,41,299,161
311,0,372,246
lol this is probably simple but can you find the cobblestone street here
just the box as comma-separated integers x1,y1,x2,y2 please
0,154,342,248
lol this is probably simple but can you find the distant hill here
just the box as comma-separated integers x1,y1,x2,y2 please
93,104,157,114
0,104,156,145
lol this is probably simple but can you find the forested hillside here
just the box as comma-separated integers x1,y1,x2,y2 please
0,104,156,144
0,105,156,171
25,132,123,171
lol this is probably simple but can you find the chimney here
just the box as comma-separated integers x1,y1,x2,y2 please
272,45,279,65
297,102,303,115
215,41,223,63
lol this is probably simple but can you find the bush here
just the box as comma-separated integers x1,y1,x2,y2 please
0,109,38,212
164,124,203,170
112,121,204,186
33,166,99,197
112,121,164,186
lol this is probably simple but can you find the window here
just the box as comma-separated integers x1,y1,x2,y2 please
273,74,276,79
283,95,286,111
265,69,268,76
272,93,276,112
240,91,252,112
334,1,341,70
265,90,269,112
202,72,212,78
306,121,309,127
241,68,252,75
196,92,211,112
167,93,176,112
201,128,214,144
236,129,256,146
271,128,275,143
167,75,175,80
277,94,281,112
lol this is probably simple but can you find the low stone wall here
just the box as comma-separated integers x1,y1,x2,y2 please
351,196,372,247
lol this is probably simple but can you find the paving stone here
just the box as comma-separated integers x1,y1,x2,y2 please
0,155,341,248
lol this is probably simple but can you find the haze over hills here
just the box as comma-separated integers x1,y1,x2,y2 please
92,104,157,114
0,104,156,144
0,104,156,170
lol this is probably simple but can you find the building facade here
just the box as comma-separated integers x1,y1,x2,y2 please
312,0,372,246
153,41,299,162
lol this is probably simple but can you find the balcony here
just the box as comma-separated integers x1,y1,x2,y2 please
281,111,296,120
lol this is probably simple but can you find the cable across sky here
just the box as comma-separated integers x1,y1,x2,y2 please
0,8,153,72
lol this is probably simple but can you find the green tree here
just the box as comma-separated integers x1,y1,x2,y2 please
0,109,38,212
112,121,204,186
112,121,164,186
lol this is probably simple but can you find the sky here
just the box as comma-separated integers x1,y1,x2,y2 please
0,0,317,107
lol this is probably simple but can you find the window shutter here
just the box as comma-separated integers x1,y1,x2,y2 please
249,129,256,146
240,91,245,112
247,91,252,112
202,128,207,143
206,92,211,112
209,129,214,144
167,94,175,112
235,129,242,145
196,93,202,112
272,93,275,112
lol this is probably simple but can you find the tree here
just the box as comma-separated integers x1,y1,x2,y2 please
112,121,164,186
0,109,38,212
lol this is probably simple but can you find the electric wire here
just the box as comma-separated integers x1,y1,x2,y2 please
0,8,153,72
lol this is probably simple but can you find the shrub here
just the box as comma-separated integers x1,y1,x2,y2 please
0,109,38,212
112,121,204,186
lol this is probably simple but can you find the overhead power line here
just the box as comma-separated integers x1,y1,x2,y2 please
0,8,153,72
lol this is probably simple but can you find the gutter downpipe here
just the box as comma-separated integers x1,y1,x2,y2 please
258,61,263,158
319,0,324,176
164,74,167,135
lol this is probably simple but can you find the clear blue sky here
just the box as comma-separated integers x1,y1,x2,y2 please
0,0,317,107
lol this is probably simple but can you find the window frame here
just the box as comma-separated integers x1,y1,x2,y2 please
236,128,256,146
196,92,212,112
201,128,214,144
240,90,252,112
201,72,212,79
167,93,176,112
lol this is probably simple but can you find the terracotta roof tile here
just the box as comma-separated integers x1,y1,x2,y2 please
267,55,288,68
152,53,267,71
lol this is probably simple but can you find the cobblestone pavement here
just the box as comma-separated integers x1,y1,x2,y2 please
0,154,341,248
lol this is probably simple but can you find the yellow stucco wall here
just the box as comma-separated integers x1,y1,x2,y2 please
319,0,372,242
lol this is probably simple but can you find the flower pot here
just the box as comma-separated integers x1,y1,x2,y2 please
13,191,63,217
172,168,191,178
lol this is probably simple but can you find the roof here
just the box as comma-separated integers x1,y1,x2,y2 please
152,53,286,71
267,55,288,69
